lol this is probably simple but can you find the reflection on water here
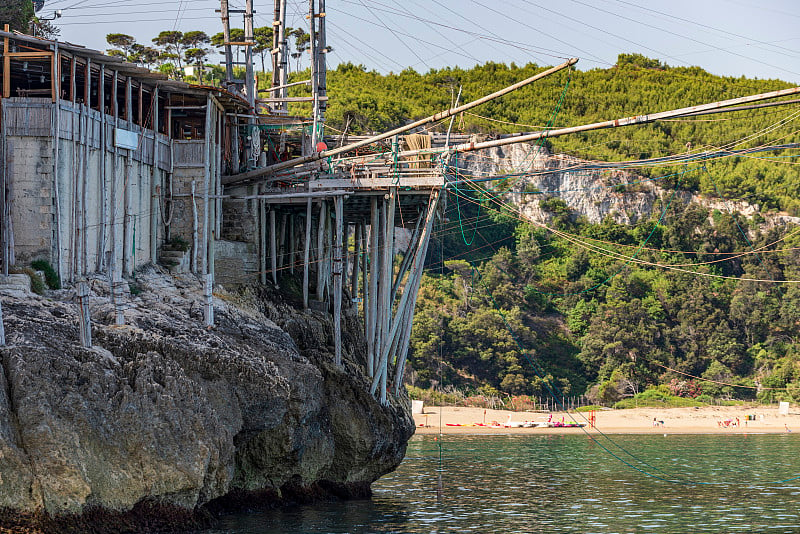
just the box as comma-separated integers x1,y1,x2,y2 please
203,434,800,533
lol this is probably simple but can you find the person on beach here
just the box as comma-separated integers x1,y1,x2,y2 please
786,424,792,433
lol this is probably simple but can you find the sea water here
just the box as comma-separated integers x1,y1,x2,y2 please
203,433,800,533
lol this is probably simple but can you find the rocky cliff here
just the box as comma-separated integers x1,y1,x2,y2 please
456,143,800,228
0,267,414,532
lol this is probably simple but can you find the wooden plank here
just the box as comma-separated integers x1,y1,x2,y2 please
270,209,277,286
308,176,443,190
3,26,10,99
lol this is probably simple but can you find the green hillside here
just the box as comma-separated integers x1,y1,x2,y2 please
315,53,799,214
310,55,800,403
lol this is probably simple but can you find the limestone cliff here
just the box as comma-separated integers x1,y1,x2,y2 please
0,267,414,532
456,143,800,228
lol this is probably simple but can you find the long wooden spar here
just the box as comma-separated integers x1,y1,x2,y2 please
221,57,578,185
396,86,800,159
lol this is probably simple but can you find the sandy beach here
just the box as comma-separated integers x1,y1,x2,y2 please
413,405,800,435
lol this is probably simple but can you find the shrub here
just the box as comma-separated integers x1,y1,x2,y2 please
30,259,61,289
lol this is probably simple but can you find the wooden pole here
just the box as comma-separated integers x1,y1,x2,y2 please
351,223,361,304
277,211,287,269
220,0,235,86
259,190,267,284
333,195,343,366
303,197,312,308
289,213,296,274
368,190,439,396
202,95,213,276
316,200,327,301
342,222,350,291
391,208,425,305
367,197,379,377
378,188,396,404
227,58,578,182
77,281,92,348
191,180,198,273
400,86,800,160
270,208,277,286
0,299,5,347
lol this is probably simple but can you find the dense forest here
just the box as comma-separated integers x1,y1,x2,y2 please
310,55,800,403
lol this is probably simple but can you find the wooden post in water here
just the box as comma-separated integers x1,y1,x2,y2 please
333,195,344,366
303,197,312,309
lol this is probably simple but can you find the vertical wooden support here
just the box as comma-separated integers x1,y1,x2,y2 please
289,214,296,274
1,85,8,275
109,70,118,275
391,208,425,305
259,188,267,284
0,299,5,346
333,195,344,366
76,281,92,348
316,201,327,301
190,180,198,273
303,198,312,308
376,189,397,404
98,64,107,271
374,200,387,375
201,95,212,276
2,26,10,99
52,45,63,283
204,273,214,327
342,223,350,291
351,223,361,304
277,212,287,269
122,77,133,274
70,57,76,104
149,86,159,268
371,190,439,399
270,209,278,286
367,197,379,377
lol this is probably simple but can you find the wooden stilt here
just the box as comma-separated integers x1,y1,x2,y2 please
351,223,361,306
303,197,312,309
277,211,287,269
316,201,327,301
342,223,350,292
378,188,397,404
259,192,267,285
76,281,92,348
367,198,379,377
372,190,439,399
391,207,425,305
270,209,278,286
333,195,344,366
289,214,296,274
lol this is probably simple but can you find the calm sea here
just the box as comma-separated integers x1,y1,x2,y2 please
203,433,800,533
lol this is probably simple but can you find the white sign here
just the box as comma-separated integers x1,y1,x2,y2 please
779,401,790,415
114,128,139,150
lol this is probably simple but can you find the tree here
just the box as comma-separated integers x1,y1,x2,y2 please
253,26,274,74
0,0,35,33
290,28,310,71
181,31,210,83
106,33,137,61
152,30,185,74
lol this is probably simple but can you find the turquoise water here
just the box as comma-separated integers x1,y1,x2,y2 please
205,433,800,533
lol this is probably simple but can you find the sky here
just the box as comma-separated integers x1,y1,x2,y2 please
40,0,800,84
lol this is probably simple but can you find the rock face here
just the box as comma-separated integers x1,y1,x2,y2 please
0,267,414,531
457,143,800,228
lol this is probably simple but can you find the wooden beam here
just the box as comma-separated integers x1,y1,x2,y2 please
307,176,443,190
316,200,327,301
367,197,379,377
4,51,53,58
270,208,277,286
3,25,11,98
303,197,312,309
50,50,58,102
333,195,344,366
